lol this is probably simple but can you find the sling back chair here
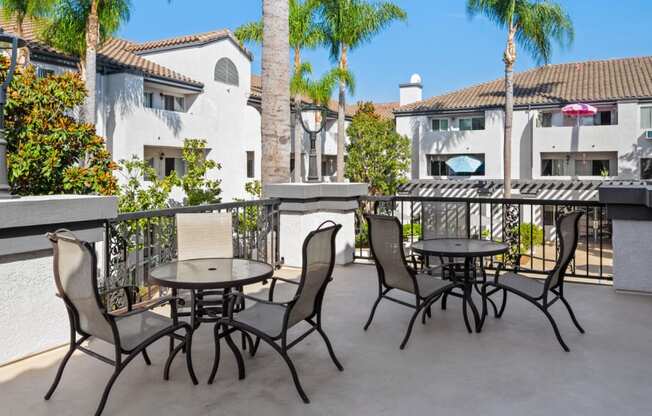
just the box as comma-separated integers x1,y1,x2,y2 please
209,221,343,404
479,211,585,351
44,230,197,416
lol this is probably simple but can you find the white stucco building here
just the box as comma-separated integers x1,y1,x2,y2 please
396,57,652,182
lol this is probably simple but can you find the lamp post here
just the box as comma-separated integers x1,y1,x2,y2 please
0,29,25,199
298,103,327,182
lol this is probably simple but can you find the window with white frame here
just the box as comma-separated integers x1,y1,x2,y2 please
426,154,485,176
162,94,184,112
641,158,652,180
143,91,154,108
36,66,55,78
458,116,485,131
537,111,553,127
642,107,652,129
541,152,616,177
246,151,255,178
431,118,449,131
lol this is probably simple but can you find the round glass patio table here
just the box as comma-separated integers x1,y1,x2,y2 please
150,258,274,381
410,238,508,333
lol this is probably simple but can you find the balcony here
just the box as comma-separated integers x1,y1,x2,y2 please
0,186,650,415
1,262,651,415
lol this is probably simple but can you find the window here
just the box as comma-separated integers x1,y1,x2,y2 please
427,154,485,176
541,152,616,177
162,94,184,112
459,116,485,131
641,158,652,180
36,67,55,78
214,57,239,86
431,118,449,131
538,112,553,128
543,206,555,226
594,110,613,126
642,107,652,129
144,92,154,108
246,151,255,178
144,147,186,180
541,158,571,176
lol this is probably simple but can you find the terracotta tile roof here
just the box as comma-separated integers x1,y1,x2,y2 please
127,29,253,60
348,101,400,120
0,15,203,89
397,56,652,114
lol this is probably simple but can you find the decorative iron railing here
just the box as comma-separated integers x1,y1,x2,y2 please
103,199,281,308
355,195,612,282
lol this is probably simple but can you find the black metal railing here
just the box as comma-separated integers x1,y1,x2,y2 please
355,195,612,282
103,199,281,307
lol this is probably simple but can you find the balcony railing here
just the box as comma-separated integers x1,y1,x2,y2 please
103,199,281,309
355,195,613,282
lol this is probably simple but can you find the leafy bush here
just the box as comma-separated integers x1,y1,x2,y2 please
179,139,222,206
512,223,544,253
4,60,117,195
117,156,178,214
345,102,410,196
403,223,422,241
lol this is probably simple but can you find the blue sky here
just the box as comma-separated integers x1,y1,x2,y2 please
119,0,652,104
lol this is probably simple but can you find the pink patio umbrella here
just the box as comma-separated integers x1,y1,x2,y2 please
562,103,598,126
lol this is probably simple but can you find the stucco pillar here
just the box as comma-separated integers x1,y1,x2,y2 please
264,183,368,267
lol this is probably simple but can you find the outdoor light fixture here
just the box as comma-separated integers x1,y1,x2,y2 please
0,29,25,199
298,103,328,182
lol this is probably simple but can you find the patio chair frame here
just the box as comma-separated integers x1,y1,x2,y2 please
44,231,198,416
479,211,585,351
363,214,459,349
209,221,343,404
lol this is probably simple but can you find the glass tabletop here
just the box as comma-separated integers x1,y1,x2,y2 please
410,238,509,258
149,258,274,290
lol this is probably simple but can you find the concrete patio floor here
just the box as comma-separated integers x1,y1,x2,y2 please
1,263,651,416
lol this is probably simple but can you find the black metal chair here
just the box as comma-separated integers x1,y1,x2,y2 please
44,230,198,416
479,211,585,351
364,215,458,349
209,221,343,404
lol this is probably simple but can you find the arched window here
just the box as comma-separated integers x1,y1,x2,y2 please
214,57,239,86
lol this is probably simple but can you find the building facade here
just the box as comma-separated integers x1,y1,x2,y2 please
395,57,652,183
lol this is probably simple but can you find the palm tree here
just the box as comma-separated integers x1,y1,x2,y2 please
41,0,130,124
260,0,291,186
0,0,54,64
318,0,406,182
236,0,324,182
467,0,573,197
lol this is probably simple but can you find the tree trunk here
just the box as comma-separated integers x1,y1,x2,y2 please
261,0,291,189
15,16,29,66
293,47,302,182
502,26,517,198
84,0,99,125
336,44,347,182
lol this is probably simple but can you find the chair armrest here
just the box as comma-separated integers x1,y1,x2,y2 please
224,291,289,319
269,276,300,302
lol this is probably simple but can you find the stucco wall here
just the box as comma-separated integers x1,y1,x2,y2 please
398,102,652,181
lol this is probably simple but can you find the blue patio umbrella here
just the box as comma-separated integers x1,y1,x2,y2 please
445,155,483,173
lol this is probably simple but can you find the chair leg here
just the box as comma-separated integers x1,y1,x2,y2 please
44,341,81,400
496,289,507,318
462,290,473,334
164,342,185,381
400,305,424,350
141,349,152,366
183,325,198,385
441,290,449,310
256,335,310,403
208,324,222,385
479,284,488,332
363,295,383,331
315,326,343,371
223,324,246,380
95,366,124,416
560,296,585,334
251,336,261,357
530,302,570,352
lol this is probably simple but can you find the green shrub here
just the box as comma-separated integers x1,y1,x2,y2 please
512,223,544,253
403,223,422,240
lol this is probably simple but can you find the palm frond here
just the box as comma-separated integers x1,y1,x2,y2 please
234,21,263,44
